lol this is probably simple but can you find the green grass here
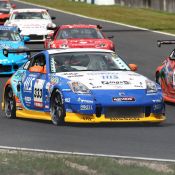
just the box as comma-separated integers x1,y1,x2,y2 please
0,150,174,175
20,0,175,34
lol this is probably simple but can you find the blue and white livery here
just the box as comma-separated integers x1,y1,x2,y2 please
2,48,165,125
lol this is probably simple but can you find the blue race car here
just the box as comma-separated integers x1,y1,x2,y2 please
2,48,165,125
0,26,29,74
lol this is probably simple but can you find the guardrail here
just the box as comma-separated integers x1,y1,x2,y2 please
70,0,115,5
70,0,175,12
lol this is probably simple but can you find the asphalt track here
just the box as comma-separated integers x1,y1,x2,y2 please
0,1,175,160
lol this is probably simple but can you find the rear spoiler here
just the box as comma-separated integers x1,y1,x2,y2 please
157,40,175,47
3,48,44,57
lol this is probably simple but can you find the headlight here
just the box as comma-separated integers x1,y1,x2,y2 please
68,81,90,94
146,80,157,94
98,43,106,48
60,44,69,48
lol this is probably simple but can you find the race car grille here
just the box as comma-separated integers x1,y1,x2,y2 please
29,35,44,40
0,18,8,23
0,10,9,14
104,107,144,118
0,65,11,72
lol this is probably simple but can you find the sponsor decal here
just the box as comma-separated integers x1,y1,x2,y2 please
62,89,71,92
82,117,93,120
101,81,130,85
45,105,49,109
80,105,93,110
16,106,23,110
153,104,162,110
152,99,162,103
14,71,24,79
24,76,35,92
109,117,140,120
65,98,71,103
119,92,125,96
67,75,83,78
66,108,73,112
102,74,119,79
78,97,93,104
50,76,59,84
34,102,43,108
113,97,135,102
34,79,45,108
89,83,102,89
45,82,50,90
24,96,31,103
23,61,30,70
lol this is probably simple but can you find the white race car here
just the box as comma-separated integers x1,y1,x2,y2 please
4,8,56,42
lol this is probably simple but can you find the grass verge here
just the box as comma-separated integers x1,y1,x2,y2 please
0,149,175,175
19,0,175,34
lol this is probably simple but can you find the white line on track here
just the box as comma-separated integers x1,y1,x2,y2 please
0,145,175,162
9,0,175,162
14,0,175,37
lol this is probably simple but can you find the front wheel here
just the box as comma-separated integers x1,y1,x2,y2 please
4,86,16,119
50,90,65,125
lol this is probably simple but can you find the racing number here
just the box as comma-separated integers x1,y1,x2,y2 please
34,88,42,99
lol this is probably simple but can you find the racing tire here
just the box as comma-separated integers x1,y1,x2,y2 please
4,86,16,119
50,89,65,125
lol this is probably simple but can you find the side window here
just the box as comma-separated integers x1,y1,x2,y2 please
170,50,175,60
29,54,46,68
23,60,30,70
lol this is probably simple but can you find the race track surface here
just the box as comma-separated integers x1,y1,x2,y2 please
0,1,175,160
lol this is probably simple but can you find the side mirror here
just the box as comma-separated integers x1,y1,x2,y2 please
129,64,138,71
3,49,8,57
47,25,57,30
12,4,16,8
51,16,56,20
107,35,114,39
23,36,30,42
46,35,52,40
29,66,46,74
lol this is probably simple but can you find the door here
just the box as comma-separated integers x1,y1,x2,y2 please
21,53,47,111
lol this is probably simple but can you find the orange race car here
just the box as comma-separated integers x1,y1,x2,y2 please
0,0,16,25
156,40,175,103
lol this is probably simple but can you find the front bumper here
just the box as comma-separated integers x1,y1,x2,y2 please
0,63,24,74
64,113,165,123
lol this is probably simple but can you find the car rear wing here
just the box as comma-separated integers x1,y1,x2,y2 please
157,40,175,47
3,48,44,57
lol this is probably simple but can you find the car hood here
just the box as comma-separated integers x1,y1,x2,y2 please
0,41,26,62
10,19,51,29
53,38,112,48
56,71,149,90
0,40,24,49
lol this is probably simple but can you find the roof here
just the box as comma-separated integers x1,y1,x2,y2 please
0,25,18,31
59,24,98,30
12,8,47,13
47,48,114,55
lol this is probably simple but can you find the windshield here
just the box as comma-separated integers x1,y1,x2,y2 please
0,1,11,8
11,11,50,20
0,30,21,41
57,28,104,39
50,52,130,73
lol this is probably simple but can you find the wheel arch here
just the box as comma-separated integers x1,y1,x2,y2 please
2,79,12,111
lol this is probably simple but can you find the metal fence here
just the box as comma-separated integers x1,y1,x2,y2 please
70,0,175,13
115,0,175,12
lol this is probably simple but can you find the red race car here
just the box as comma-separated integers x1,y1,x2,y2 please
0,0,16,25
44,24,115,51
156,40,175,103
